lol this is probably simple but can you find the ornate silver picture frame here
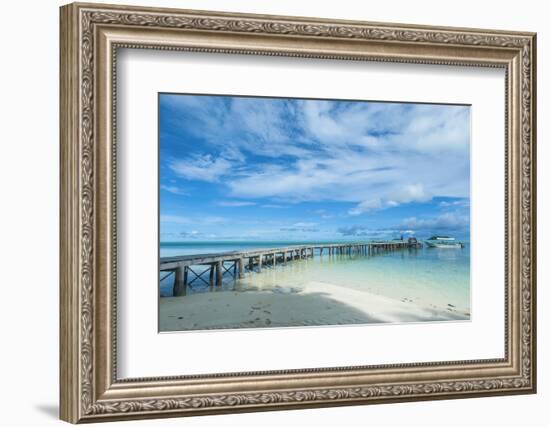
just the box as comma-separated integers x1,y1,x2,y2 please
60,2,536,423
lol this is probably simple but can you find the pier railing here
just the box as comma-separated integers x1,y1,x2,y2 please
160,240,422,296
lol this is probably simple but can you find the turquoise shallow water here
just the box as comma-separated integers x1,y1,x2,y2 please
159,241,470,314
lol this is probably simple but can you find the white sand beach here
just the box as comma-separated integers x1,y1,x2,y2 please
159,281,469,332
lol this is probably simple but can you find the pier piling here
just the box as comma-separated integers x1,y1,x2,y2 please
173,266,186,296
215,261,222,286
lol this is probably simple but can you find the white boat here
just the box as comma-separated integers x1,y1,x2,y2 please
425,235,464,248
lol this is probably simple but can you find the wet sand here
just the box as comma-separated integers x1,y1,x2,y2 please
159,281,469,332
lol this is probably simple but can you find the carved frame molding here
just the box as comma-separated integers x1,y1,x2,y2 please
60,2,536,423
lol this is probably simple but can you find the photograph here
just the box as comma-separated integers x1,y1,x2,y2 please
158,93,471,332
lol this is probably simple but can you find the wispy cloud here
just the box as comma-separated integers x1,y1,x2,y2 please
217,200,257,207
439,199,470,209
279,222,320,233
160,185,187,195
203,216,227,224
337,225,405,238
337,211,469,238
261,204,286,209
169,154,233,183
160,215,191,224
400,212,469,232
292,222,317,227
179,230,200,238
160,215,227,225
348,184,431,215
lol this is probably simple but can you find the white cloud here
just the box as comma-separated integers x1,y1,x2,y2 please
217,201,256,207
439,199,470,208
160,185,187,195
348,199,383,216
292,222,317,227
160,215,191,224
160,215,227,225
203,216,227,224
400,212,469,231
169,154,232,182
348,183,431,215
337,225,402,237
261,204,286,209
276,221,321,233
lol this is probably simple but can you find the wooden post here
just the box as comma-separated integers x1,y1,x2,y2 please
238,258,244,278
216,261,222,286
249,256,253,272
258,254,262,272
209,264,214,287
283,251,287,265
273,253,277,266
173,266,186,296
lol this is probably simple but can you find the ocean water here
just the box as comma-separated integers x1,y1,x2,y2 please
159,241,470,314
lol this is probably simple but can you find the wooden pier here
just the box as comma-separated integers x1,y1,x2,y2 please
160,239,422,296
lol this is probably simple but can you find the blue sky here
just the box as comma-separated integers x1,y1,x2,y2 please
159,94,470,242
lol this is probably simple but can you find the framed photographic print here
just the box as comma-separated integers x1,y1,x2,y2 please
60,2,537,423
158,94,472,332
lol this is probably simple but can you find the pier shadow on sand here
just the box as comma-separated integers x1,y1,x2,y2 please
159,287,465,332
